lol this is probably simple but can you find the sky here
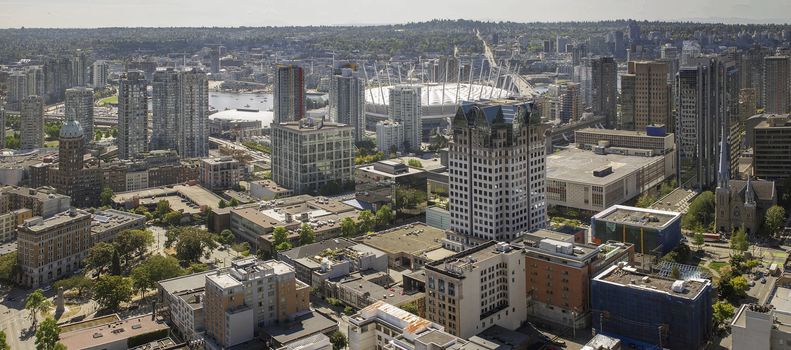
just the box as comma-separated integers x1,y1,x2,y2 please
0,0,790,28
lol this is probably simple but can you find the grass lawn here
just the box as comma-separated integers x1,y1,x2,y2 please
97,95,118,106
708,261,728,274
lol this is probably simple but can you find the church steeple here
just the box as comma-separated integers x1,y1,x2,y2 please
717,123,729,189
745,176,756,207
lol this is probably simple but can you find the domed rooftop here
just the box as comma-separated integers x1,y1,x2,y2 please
60,120,84,139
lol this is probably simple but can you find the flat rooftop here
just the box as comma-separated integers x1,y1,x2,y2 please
593,205,681,229
356,223,445,255
576,127,669,138
768,286,791,313
113,184,226,211
158,270,216,295
262,310,337,345
60,314,169,350
201,157,238,165
274,120,352,132
20,210,90,232
358,163,425,178
595,265,709,300
207,273,242,289
91,209,145,233
547,147,665,186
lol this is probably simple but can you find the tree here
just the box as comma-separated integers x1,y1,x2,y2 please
635,193,656,208
229,198,240,207
401,302,419,316
110,248,122,275
340,217,356,237
682,191,715,232
693,232,705,251
53,275,94,298
272,227,289,247
156,200,171,218
163,211,183,225
218,200,227,209
407,159,423,168
100,187,114,206
329,330,347,350
25,289,51,325
35,317,65,350
114,230,154,261
130,255,184,300
343,306,354,315
0,329,9,350
174,228,217,262
299,224,315,245
729,275,750,298
85,242,115,274
0,251,19,283
375,205,394,229
275,242,293,251
712,300,735,326
357,210,374,233
765,205,787,237
730,226,749,254
94,130,102,141
94,275,132,311
219,229,235,245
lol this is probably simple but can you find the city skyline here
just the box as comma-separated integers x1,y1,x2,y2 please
2,0,791,28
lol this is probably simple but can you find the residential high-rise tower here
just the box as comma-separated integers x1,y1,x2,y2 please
329,68,365,142
388,85,422,152
273,65,305,124
20,95,44,150
65,87,94,139
118,70,148,159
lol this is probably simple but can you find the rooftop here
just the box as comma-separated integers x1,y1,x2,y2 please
594,264,710,300
201,156,238,165
59,314,169,350
337,273,420,306
274,119,352,132
576,127,669,138
768,285,791,313
592,205,681,229
262,310,337,345
547,147,666,186
207,273,243,290
0,185,68,201
352,300,435,335
427,241,517,277
20,209,90,233
157,270,217,294
113,184,226,212
91,209,145,234
356,223,445,256
279,238,357,261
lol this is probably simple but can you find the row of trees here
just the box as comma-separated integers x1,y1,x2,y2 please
273,205,395,252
